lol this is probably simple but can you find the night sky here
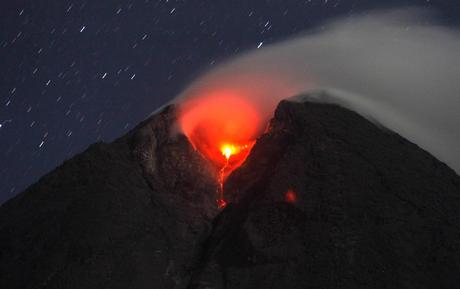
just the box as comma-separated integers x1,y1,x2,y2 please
1,0,459,203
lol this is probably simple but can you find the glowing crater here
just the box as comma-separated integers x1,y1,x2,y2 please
178,92,263,207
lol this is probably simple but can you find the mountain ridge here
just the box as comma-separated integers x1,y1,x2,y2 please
1,94,460,289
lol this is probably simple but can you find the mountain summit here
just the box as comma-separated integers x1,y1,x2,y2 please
1,93,460,289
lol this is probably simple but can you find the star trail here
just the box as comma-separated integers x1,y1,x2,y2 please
1,0,459,203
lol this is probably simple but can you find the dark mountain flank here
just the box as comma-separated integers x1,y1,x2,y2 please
1,95,460,289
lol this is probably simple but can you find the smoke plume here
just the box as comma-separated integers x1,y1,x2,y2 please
176,8,460,173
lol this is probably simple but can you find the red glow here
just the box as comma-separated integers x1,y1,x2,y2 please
217,198,227,209
176,68,311,208
285,190,297,203
178,92,264,208
178,93,260,175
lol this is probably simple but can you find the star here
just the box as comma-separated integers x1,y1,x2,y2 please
0,120,12,128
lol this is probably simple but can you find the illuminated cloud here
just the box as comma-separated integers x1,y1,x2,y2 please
175,8,460,173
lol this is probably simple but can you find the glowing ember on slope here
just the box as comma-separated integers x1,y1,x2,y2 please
285,190,297,203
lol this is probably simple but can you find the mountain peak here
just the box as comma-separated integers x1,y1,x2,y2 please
1,93,460,289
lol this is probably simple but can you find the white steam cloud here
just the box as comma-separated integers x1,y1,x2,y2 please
175,8,460,173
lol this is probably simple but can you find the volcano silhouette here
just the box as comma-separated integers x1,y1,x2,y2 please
1,92,460,289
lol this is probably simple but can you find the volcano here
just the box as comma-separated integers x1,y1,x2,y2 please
1,92,460,289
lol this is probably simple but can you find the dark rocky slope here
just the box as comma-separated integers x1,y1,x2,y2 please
0,105,219,289
190,99,460,289
1,95,460,289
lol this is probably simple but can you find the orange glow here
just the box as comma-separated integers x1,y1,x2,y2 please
220,143,250,160
285,190,297,203
221,144,237,160
178,92,264,208
178,92,260,175
175,68,310,208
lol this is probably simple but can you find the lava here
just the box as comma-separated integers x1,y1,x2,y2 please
178,92,263,207
215,143,253,208
285,190,297,203
178,92,261,170
221,144,238,160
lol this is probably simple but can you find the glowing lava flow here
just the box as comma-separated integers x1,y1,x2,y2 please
217,147,231,209
178,93,261,208
216,143,252,208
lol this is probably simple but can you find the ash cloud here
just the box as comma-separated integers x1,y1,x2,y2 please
175,8,460,173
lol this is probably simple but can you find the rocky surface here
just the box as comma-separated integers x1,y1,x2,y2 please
0,105,219,289
1,94,460,289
